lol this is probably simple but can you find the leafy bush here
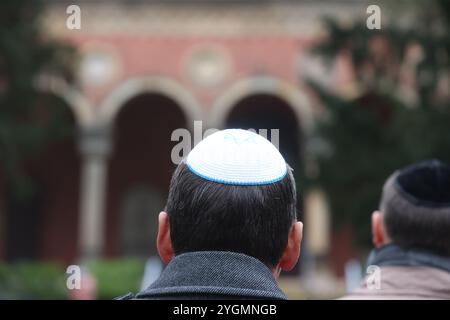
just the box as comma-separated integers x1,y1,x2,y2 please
0,262,67,299
87,258,145,300
0,258,147,300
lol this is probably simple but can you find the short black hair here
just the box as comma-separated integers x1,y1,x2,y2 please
166,160,297,268
382,159,450,256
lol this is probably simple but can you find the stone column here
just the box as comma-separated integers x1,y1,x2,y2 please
78,126,112,260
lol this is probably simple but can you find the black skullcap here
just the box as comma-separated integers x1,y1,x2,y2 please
395,159,450,208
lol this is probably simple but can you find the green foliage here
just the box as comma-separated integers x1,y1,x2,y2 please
0,0,76,201
312,84,450,246
314,1,450,104
309,1,450,247
0,262,67,299
0,259,147,300
88,258,146,300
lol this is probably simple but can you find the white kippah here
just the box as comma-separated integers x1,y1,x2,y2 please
186,129,287,185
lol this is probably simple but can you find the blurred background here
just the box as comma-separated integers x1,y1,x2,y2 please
0,0,449,299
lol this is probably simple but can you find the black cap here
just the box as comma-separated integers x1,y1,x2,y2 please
395,159,450,208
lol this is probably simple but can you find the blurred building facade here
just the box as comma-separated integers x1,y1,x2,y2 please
0,0,371,277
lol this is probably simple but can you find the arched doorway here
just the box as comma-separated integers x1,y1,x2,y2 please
106,93,187,258
225,93,305,273
3,93,80,263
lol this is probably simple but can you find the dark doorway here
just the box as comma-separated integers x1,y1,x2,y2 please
106,93,187,258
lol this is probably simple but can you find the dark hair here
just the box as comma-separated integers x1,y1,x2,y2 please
165,160,297,267
382,160,450,256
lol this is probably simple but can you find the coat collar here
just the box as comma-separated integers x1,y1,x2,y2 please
136,251,287,300
368,244,450,273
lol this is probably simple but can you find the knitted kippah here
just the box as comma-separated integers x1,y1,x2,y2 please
186,129,287,185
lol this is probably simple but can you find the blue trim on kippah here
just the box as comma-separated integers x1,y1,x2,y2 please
186,163,288,186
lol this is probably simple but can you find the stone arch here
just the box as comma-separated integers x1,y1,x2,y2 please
35,78,93,127
209,76,314,133
98,76,202,129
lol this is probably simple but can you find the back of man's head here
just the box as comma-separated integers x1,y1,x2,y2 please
163,129,299,268
380,159,450,256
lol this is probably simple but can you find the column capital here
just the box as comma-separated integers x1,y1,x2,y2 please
78,125,113,158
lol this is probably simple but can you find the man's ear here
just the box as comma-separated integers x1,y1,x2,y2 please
372,210,390,248
279,221,303,272
157,211,174,264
